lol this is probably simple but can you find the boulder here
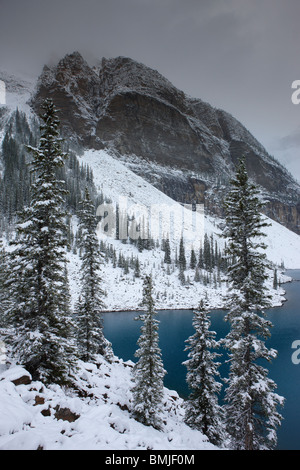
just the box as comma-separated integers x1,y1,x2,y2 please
0,366,32,386
54,406,80,422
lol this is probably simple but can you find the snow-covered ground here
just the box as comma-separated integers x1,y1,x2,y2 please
0,357,218,451
66,148,299,313
67,239,287,313
78,148,300,270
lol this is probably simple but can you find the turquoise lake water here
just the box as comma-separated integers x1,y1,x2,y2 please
103,269,300,450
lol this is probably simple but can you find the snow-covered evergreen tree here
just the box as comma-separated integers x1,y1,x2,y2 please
190,247,197,270
134,256,141,278
183,299,225,446
273,268,278,289
74,187,112,362
178,236,186,271
178,236,186,284
0,238,8,328
0,110,96,228
6,99,77,385
131,274,166,429
203,233,211,271
198,243,204,269
163,237,171,264
222,157,284,450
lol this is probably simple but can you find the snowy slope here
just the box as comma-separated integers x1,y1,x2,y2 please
0,71,35,115
78,149,300,270
0,358,218,450
263,217,300,268
61,148,297,313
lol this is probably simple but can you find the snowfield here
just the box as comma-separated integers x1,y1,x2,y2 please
78,148,300,270
65,148,299,313
67,242,288,314
0,357,218,451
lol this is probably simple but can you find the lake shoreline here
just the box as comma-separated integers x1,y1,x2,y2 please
102,270,293,314
103,270,300,450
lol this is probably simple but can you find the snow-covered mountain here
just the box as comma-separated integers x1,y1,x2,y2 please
31,52,300,235
1,55,300,452
0,64,299,315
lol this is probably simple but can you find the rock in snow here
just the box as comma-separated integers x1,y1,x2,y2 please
0,357,218,450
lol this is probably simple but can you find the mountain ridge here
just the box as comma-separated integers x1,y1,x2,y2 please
4,50,300,234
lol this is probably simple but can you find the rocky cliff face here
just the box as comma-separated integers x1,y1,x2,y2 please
31,52,300,234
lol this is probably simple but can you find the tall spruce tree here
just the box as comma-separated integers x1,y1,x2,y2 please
203,233,211,271
178,236,186,284
131,274,166,429
190,247,197,270
6,99,77,385
222,157,284,450
74,188,112,362
183,299,225,446
273,268,278,289
163,237,171,264
0,239,8,328
178,236,186,271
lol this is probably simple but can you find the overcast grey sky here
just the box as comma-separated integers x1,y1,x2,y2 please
1,0,300,180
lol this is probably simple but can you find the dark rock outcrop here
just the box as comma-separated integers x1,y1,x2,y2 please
31,52,300,234
54,406,80,422
11,373,32,386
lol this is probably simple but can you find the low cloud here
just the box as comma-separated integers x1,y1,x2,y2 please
276,128,300,151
